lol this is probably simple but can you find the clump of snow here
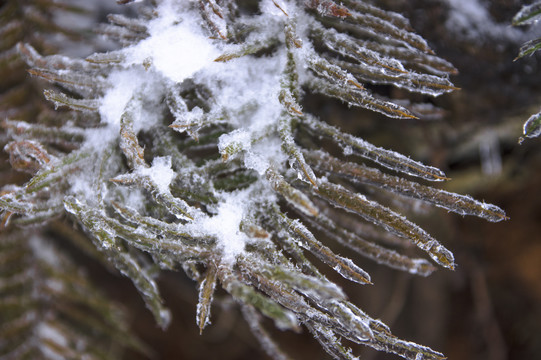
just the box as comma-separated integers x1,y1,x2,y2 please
189,189,253,264
99,69,145,128
200,48,290,176
124,187,146,212
218,128,252,157
46,279,65,293
98,67,164,130
138,156,176,193
246,137,288,175
73,0,306,265
200,53,285,128
125,0,219,83
244,150,271,176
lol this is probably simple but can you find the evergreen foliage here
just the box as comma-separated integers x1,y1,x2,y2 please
0,1,509,359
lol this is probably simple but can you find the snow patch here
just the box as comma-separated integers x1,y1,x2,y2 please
189,189,253,264
99,69,144,127
138,156,176,194
125,0,219,83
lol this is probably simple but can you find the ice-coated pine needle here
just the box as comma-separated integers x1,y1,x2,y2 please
64,197,172,330
274,210,372,284
303,115,448,181
241,304,292,360
305,150,508,222
315,180,456,269
302,212,437,276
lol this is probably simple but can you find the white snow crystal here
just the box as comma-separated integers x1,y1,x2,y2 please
138,156,176,194
99,69,144,127
189,189,253,264
218,129,252,156
125,0,219,83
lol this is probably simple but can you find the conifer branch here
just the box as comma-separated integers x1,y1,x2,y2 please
0,1,509,359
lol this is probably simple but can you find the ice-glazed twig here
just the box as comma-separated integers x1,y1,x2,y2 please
44,90,100,112
241,304,292,360
218,265,299,331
